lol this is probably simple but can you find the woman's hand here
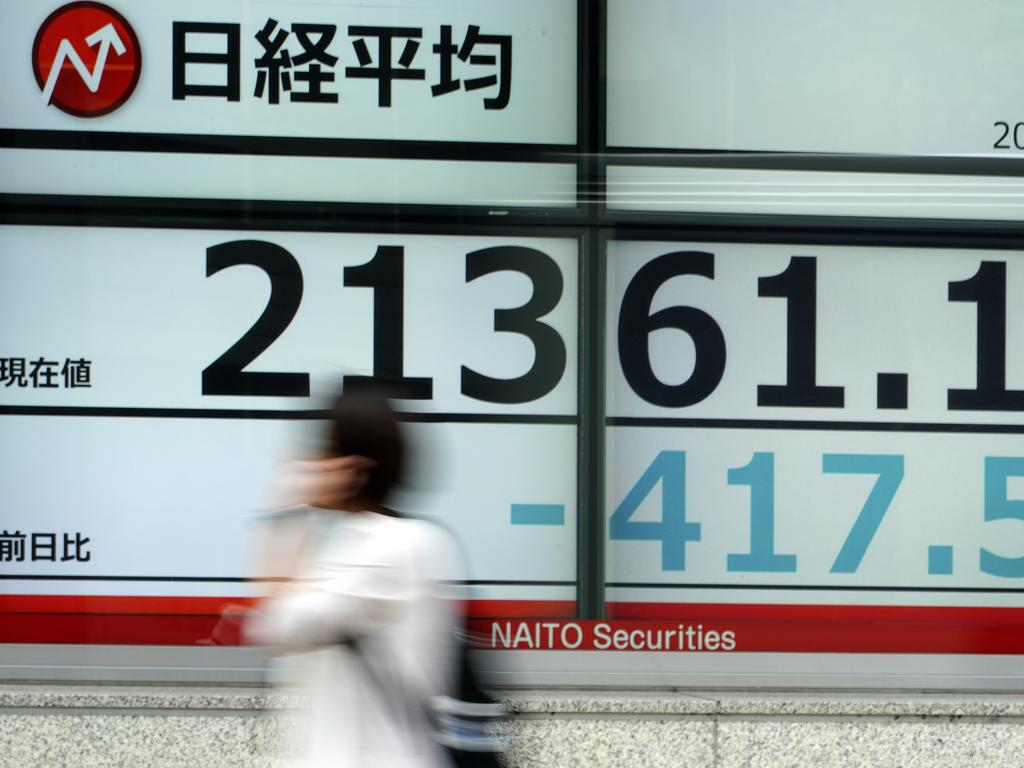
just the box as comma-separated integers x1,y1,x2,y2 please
274,455,378,510
303,455,378,510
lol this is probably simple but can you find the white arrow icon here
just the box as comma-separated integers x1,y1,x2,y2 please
41,22,127,106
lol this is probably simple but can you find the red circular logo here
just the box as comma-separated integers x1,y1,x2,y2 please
32,2,141,118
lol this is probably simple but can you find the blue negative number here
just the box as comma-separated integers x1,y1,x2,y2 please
823,454,904,574
609,451,700,571
727,452,797,572
981,457,1024,578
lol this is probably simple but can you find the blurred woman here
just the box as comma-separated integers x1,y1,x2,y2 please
247,388,457,768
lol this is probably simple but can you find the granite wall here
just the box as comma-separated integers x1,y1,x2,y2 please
3,684,1023,768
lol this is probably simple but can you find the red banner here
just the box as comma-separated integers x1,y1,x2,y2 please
2,595,1022,654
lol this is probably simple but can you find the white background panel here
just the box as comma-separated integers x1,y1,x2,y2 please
0,226,578,414
607,0,1024,158
0,416,576,589
607,240,1024,423
0,148,577,208
3,0,576,144
605,425,1024,600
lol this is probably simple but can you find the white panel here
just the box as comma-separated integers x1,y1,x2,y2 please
606,426,1024,598
5,0,577,144
606,241,1024,424
1,148,577,208
605,240,1024,607
0,225,578,600
607,0,1024,158
0,226,578,414
0,417,576,588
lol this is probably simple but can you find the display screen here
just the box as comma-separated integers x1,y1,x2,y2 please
3,1,1021,682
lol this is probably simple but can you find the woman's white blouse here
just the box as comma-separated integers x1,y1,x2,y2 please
248,510,458,768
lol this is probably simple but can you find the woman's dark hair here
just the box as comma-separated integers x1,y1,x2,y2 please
325,387,404,505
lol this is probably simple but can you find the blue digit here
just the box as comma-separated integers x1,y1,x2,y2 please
727,452,797,572
609,451,700,571
823,454,904,573
981,457,1024,578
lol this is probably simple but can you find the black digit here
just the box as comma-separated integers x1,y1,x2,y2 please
995,121,1010,149
203,240,310,397
1014,122,1024,150
948,261,1024,410
617,251,726,407
343,245,432,399
757,256,844,407
461,246,566,403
